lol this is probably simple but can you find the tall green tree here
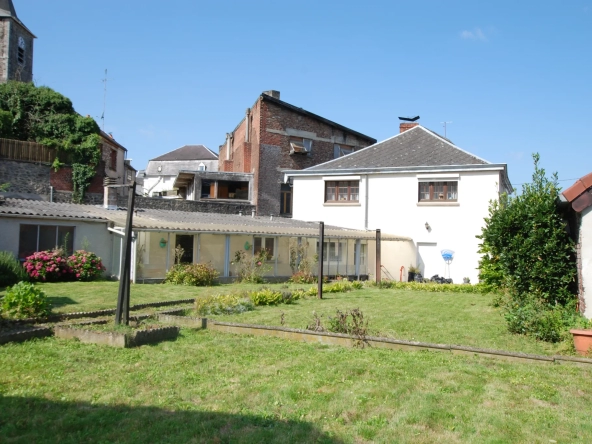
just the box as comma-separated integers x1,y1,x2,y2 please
477,154,579,341
0,82,101,202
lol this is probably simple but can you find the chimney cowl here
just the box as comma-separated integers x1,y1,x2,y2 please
263,90,280,100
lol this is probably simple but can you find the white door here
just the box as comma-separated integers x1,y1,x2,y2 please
417,243,442,279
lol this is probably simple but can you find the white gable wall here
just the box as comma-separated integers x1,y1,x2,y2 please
581,206,592,319
292,169,503,283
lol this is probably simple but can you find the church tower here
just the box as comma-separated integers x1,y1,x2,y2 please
0,0,35,82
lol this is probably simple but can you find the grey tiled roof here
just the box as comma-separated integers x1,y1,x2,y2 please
0,198,408,241
151,145,218,162
307,126,489,171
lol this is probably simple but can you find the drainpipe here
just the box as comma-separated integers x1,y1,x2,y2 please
245,108,250,142
376,229,381,283
364,175,369,230
226,133,231,160
49,186,54,203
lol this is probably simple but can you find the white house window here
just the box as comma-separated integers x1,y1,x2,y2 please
290,138,312,155
253,236,275,260
198,162,206,171
325,181,359,202
18,224,75,260
418,181,458,202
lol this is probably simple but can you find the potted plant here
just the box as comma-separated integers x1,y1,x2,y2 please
570,328,592,356
408,265,420,283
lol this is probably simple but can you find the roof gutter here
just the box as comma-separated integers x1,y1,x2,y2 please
0,213,108,223
284,163,509,182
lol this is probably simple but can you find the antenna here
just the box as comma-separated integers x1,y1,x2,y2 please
101,69,109,131
441,121,452,138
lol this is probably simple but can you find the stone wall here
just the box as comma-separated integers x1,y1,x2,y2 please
53,190,103,205
0,160,50,194
120,195,255,215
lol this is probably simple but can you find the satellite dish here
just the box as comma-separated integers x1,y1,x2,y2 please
398,116,420,122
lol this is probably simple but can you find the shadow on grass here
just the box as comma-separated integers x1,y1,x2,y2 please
48,296,79,309
0,396,343,444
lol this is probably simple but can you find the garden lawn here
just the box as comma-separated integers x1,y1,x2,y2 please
1,330,592,443
0,282,575,355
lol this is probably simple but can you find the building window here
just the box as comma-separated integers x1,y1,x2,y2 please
325,181,359,202
109,149,117,171
254,236,275,260
198,162,206,171
289,138,312,155
174,234,194,264
333,144,355,158
418,181,458,202
17,36,25,65
18,225,75,260
280,183,292,216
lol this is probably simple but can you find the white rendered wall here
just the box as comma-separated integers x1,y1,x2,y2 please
292,170,502,284
581,206,592,319
0,217,114,275
142,176,179,196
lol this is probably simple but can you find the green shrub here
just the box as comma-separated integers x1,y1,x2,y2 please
477,154,578,341
68,250,105,281
288,270,316,284
165,263,219,286
231,250,270,283
249,288,283,306
504,297,584,343
0,251,28,287
1,281,51,319
194,294,254,316
367,280,492,294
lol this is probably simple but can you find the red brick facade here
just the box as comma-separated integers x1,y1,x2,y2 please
219,92,375,216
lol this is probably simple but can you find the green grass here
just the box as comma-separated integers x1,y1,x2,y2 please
1,330,592,443
0,281,576,355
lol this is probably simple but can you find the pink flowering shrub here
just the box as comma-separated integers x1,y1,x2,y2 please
23,250,73,282
23,250,105,282
68,250,105,281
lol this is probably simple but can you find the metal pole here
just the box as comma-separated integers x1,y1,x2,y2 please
376,229,381,283
318,222,324,299
115,181,136,325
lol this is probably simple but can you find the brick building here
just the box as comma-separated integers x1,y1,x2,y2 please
0,0,34,83
218,91,376,216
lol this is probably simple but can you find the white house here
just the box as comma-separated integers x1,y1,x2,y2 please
562,173,592,319
140,145,218,198
284,123,512,284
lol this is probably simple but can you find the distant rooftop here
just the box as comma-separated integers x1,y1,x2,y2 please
150,145,218,162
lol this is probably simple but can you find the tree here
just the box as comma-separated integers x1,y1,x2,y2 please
0,82,101,202
477,153,579,341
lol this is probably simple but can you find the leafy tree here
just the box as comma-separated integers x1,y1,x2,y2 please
0,82,101,202
477,153,579,341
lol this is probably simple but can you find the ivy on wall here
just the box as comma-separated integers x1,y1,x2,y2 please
0,82,101,202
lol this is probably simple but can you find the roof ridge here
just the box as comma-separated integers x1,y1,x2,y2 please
416,126,491,164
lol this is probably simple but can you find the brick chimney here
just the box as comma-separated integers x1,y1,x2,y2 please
103,177,118,210
400,122,419,133
263,90,280,100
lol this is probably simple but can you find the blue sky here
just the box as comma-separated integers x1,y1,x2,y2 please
16,0,592,189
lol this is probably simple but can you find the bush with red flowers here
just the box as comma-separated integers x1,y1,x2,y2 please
23,250,73,282
68,250,105,281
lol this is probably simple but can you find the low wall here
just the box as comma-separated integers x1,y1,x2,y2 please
122,195,255,215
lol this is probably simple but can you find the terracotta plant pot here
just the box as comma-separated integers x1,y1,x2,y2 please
570,329,592,356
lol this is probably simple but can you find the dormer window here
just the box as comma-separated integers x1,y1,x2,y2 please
198,162,206,171
17,36,25,65
289,138,312,155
